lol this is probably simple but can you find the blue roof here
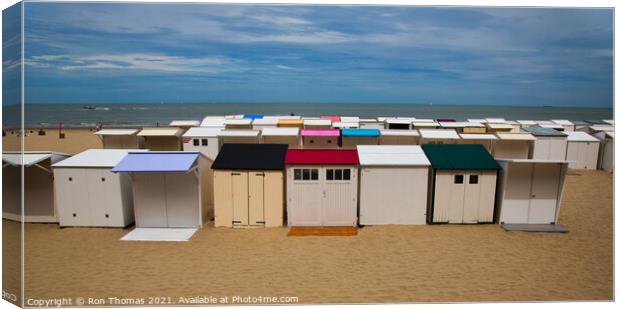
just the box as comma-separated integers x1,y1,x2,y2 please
112,152,200,172
341,128,380,137
243,114,264,120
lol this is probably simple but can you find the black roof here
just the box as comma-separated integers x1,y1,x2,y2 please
212,144,288,170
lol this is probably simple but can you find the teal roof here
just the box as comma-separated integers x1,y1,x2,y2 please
421,144,500,170
341,128,380,137
523,126,567,137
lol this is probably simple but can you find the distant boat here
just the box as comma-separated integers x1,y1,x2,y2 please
83,106,96,110
83,106,109,111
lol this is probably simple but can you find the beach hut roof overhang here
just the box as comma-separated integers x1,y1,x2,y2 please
485,118,507,123
169,120,200,127
604,131,615,138
52,149,147,168
200,117,226,127
332,121,359,128
278,119,304,126
320,116,341,122
458,133,498,140
252,118,279,125
516,120,538,125
585,119,608,125
182,127,222,138
588,125,615,132
413,122,440,128
300,129,340,137
385,118,413,125
212,144,288,170
486,123,515,130
572,120,589,126
285,149,359,165
340,116,360,123
380,130,420,137
495,132,537,141
552,119,574,126
565,131,600,142
137,127,184,137
439,122,485,128
94,129,139,136
359,118,378,123
2,151,69,173
422,144,501,170
341,128,380,137
218,130,260,137
357,145,430,166
261,127,300,136
243,114,264,120
303,119,332,126
535,120,555,125
419,129,460,140
467,119,488,123
224,118,252,125
112,152,201,173
523,126,567,137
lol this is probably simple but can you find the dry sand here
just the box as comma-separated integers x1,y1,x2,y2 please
3,128,103,154
1,169,612,305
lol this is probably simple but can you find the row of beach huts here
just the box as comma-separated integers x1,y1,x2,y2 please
2,115,614,234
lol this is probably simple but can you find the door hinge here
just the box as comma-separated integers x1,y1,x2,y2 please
255,221,265,224
232,220,242,223
255,173,265,176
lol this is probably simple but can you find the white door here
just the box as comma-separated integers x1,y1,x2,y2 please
133,173,168,227
231,172,249,226
55,168,91,226
528,164,561,224
87,169,108,226
462,172,481,223
101,170,125,226
165,172,199,228
500,163,533,224
248,172,265,226
288,167,322,226
322,166,357,226
448,172,466,223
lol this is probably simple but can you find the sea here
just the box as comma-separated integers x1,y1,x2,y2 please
1,103,614,128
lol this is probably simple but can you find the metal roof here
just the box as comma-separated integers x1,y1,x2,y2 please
285,149,359,165
419,129,460,139
53,149,147,168
385,118,412,124
224,118,252,125
112,152,200,173
200,118,226,127
380,130,420,136
589,125,614,132
94,129,139,136
497,159,571,164
467,119,487,123
340,116,360,123
301,129,340,137
260,128,300,136
539,124,565,130
523,126,567,137
341,129,380,137
439,122,485,128
486,123,515,129
303,119,332,126
182,127,222,137
485,118,507,123
458,133,498,140
552,119,574,126
243,114,264,120
565,131,600,142
332,121,359,128
137,127,184,137
218,130,260,137
252,118,279,125
212,144,288,170
3,152,69,167
422,144,500,170
357,145,430,166
169,120,200,127
495,132,536,141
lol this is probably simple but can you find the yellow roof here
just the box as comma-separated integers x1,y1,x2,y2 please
278,119,304,126
137,127,184,137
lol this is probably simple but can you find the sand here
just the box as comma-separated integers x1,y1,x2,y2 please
3,128,103,154
1,169,612,305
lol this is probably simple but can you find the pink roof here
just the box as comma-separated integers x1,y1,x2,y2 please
301,129,340,137
320,116,341,122
285,149,359,165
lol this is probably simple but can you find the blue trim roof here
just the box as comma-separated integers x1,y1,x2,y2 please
112,152,200,172
243,114,264,120
341,128,380,137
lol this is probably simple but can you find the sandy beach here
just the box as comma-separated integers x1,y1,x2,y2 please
1,168,612,305
3,128,103,154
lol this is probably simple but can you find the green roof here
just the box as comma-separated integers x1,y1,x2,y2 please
421,144,501,170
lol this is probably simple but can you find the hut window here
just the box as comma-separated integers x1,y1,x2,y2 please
302,169,310,180
454,175,464,184
469,175,479,184
326,169,334,180
294,169,302,180
343,169,351,180
311,169,319,180
193,139,200,146
335,169,343,180
295,168,318,181
201,139,208,146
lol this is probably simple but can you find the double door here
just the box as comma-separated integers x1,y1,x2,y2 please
434,170,496,224
231,172,265,226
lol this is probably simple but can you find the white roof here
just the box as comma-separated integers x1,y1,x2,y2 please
413,118,435,123
486,123,515,129
459,133,498,140
589,125,614,132
169,120,200,127
3,152,69,167
603,119,614,125
439,122,485,128
419,129,459,139
516,120,537,125
303,119,331,126
386,118,412,124
200,118,226,127
357,145,430,166
218,130,260,137
53,149,147,168
332,122,359,128
413,122,440,127
263,115,301,120
252,118,279,125
225,114,245,119
183,127,222,137
565,131,600,142
496,132,537,141
552,119,574,126
486,118,507,123
137,127,184,137
94,129,139,136
536,120,555,125
224,119,252,125
359,118,377,123
380,130,420,136
468,119,487,123
340,116,360,123
261,128,300,136
540,124,564,130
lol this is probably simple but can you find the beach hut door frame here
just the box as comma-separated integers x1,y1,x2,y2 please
230,171,266,226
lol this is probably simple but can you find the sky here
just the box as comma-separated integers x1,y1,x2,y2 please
2,2,614,107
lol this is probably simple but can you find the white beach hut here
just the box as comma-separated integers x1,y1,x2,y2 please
594,131,614,172
523,126,568,160
385,118,412,130
200,117,226,128
137,127,184,151
516,120,537,130
419,129,460,144
251,118,279,131
564,131,600,169
458,133,497,152
52,149,145,227
493,132,536,159
169,120,200,130
94,129,140,149
218,130,260,146
285,149,360,227
182,127,222,160
332,121,360,129
552,120,575,131
112,152,212,228
260,128,301,149
412,121,440,129
440,122,486,133
2,152,70,222
379,130,420,145
224,118,253,130
359,118,383,129
584,125,614,134
486,122,516,133
496,159,569,224
357,145,430,225
303,119,332,129
301,129,340,148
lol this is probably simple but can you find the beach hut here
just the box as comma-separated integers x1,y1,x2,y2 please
412,121,440,129
341,129,380,148
251,118,278,130
539,123,566,132
603,119,614,126
169,120,200,131
278,119,304,128
2,151,70,222
552,120,575,131
422,144,500,224
224,118,253,130
357,145,430,225
458,133,497,152
439,122,486,133
260,128,301,149
303,119,332,129
112,152,211,228
340,116,360,123
486,118,507,123
94,129,140,149
359,118,383,129
523,126,568,160
200,117,226,128
385,118,412,130
218,130,260,146
285,149,359,227
52,149,145,227
182,127,222,160
468,119,487,124
212,144,288,228
516,120,537,130
572,120,590,131
137,127,184,151
320,116,341,123
496,159,568,224
486,123,516,133
584,125,614,134
301,129,340,148
332,121,360,129
243,114,263,120
564,131,600,169
379,130,420,145
594,131,614,172
493,132,536,159
419,129,460,144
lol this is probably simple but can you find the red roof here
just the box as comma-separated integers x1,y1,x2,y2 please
285,149,359,165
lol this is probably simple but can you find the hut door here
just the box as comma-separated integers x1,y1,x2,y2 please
132,173,167,227
248,172,265,226
462,173,481,223
231,172,249,226
528,164,561,224
323,166,356,226
448,172,466,223
56,168,91,226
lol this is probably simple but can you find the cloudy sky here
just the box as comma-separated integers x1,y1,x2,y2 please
2,2,613,106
